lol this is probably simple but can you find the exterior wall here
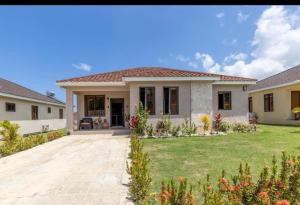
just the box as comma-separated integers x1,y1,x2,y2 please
129,81,191,126
76,91,130,128
249,83,300,125
191,82,213,127
213,85,249,122
0,96,66,135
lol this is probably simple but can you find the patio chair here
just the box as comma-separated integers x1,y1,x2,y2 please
79,117,93,130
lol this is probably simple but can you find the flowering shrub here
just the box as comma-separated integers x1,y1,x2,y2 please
232,122,252,132
127,135,152,203
181,118,197,137
219,121,231,132
146,124,155,137
150,152,300,205
170,125,181,137
213,113,222,133
156,115,172,137
200,114,210,134
130,102,149,136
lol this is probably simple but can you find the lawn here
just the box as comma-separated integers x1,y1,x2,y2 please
143,124,300,191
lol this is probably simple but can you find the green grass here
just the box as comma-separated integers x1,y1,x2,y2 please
143,124,300,191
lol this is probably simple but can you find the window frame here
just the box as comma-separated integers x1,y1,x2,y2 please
163,87,179,115
218,91,232,110
264,93,274,112
31,105,38,120
248,97,253,113
47,107,51,114
139,87,155,115
84,95,106,117
5,102,16,112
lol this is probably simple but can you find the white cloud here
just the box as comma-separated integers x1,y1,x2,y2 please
72,63,92,72
222,39,238,46
195,53,215,69
224,53,248,63
237,11,250,23
216,12,225,18
187,62,199,69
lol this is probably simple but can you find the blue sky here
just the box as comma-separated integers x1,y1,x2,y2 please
1,6,300,102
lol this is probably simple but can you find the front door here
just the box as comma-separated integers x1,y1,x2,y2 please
110,98,124,127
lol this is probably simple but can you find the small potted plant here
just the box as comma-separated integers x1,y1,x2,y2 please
101,119,109,129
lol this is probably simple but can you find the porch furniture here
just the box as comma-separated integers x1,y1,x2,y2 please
79,117,93,130
93,117,102,129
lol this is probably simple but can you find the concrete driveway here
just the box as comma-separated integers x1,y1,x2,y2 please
0,134,132,205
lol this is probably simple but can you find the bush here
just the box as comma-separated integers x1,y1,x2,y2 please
200,114,210,133
0,120,21,143
181,118,197,137
127,135,152,203
232,122,252,132
146,124,155,137
213,113,222,133
156,115,172,137
47,131,64,141
151,152,300,205
130,102,149,136
219,121,231,132
170,125,181,137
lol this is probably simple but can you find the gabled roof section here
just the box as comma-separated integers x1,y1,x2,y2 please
0,78,65,106
57,67,256,83
249,65,300,92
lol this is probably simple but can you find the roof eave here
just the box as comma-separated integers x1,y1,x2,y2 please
56,81,127,87
248,79,300,93
122,76,221,82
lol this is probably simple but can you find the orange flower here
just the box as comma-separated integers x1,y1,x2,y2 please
221,178,228,184
258,191,268,199
276,200,290,205
286,160,294,165
207,185,213,191
178,176,185,183
275,191,282,197
240,181,248,187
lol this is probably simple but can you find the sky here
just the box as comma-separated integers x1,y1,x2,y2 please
1,5,300,102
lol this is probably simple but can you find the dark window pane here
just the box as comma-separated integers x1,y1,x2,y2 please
248,97,253,112
32,105,38,120
163,88,169,114
139,88,145,108
59,109,63,119
139,87,155,115
170,88,178,114
85,95,105,116
6,103,16,112
218,92,231,110
218,93,224,109
264,93,273,112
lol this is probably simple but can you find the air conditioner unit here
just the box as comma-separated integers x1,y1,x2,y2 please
42,125,49,132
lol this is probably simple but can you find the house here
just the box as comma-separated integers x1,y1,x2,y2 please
0,78,66,135
56,67,256,133
248,65,300,125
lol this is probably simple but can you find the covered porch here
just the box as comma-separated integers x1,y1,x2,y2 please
66,85,130,133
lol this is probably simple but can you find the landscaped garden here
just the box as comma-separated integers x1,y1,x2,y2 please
143,124,300,192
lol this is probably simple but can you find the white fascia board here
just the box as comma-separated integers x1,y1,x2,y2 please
213,81,257,85
248,80,300,93
56,82,126,87
0,92,66,107
122,76,220,82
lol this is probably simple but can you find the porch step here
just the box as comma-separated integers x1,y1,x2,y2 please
72,129,130,136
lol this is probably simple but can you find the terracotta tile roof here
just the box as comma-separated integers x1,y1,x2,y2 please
0,78,65,105
57,67,256,83
248,65,300,91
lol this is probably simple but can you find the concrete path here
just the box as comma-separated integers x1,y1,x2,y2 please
0,134,132,205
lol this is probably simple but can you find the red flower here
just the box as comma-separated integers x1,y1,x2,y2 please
221,178,228,184
207,185,212,191
275,191,282,197
258,191,268,199
286,160,293,165
276,200,290,205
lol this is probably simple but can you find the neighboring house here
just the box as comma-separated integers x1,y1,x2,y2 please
56,67,256,132
248,65,300,125
0,78,66,135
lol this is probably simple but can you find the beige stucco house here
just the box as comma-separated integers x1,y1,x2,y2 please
248,65,300,125
0,78,66,135
57,67,256,133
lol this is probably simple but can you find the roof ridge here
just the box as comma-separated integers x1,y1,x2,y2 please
0,77,65,105
257,64,300,83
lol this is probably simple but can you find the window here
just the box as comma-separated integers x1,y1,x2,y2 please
248,97,253,113
139,87,155,115
84,95,105,116
48,107,51,114
291,91,300,109
163,87,179,115
218,91,232,110
5,103,15,112
32,105,38,120
59,109,63,119
264,93,273,112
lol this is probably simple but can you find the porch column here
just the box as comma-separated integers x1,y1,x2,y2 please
66,89,74,133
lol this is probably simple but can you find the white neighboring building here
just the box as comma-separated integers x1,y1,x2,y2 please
0,78,66,135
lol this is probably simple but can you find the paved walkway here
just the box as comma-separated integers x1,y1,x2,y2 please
0,134,132,205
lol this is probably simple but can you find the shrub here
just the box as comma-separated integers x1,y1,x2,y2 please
130,102,149,136
151,152,300,205
232,122,252,132
146,124,155,137
156,115,172,137
181,118,197,137
218,121,231,132
170,125,181,137
157,177,195,205
47,131,64,141
200,114,210,134
127,135,152,203
213,113,222,133
0,120,21,143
